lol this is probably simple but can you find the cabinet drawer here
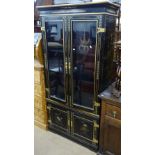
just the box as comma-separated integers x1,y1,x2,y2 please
105,104,121,120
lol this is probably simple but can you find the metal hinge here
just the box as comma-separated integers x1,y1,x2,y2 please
47,106,51,110
94,101,100,107
48,120,52,124
41,27,45,32
46,88,49,92
93,138,99,144
97,27,106,33
94,121,99,128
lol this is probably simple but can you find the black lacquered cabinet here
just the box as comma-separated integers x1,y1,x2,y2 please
38,2,119,151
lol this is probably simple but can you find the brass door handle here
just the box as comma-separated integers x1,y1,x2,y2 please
96,61,100,80
64,57,68,74
65,62,68,73
68,59,71,75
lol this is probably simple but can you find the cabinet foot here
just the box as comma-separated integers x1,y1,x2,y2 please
97,151,104,155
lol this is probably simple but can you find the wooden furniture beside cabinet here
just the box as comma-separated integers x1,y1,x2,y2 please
98,85,121,155
34,34,47,130
34,33,44,64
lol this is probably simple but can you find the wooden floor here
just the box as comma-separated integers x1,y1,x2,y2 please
34,126,96,155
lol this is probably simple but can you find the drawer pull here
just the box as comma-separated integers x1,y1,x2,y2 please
112,111,117,118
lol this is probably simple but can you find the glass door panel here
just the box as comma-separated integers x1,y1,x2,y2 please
71,20,97,109
45,21,66,101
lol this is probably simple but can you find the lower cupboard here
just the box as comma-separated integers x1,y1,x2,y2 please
47,102,99,150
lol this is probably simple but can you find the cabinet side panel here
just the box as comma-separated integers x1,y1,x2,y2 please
99,15,116,92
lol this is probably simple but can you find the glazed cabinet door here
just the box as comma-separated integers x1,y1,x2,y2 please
42,16,68,105
68,15,104,114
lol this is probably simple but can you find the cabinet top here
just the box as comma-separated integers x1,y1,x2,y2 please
98,85,121,106
37,1,120,14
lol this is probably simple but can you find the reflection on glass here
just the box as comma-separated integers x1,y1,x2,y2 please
72,21,97,109
45,21,65,100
